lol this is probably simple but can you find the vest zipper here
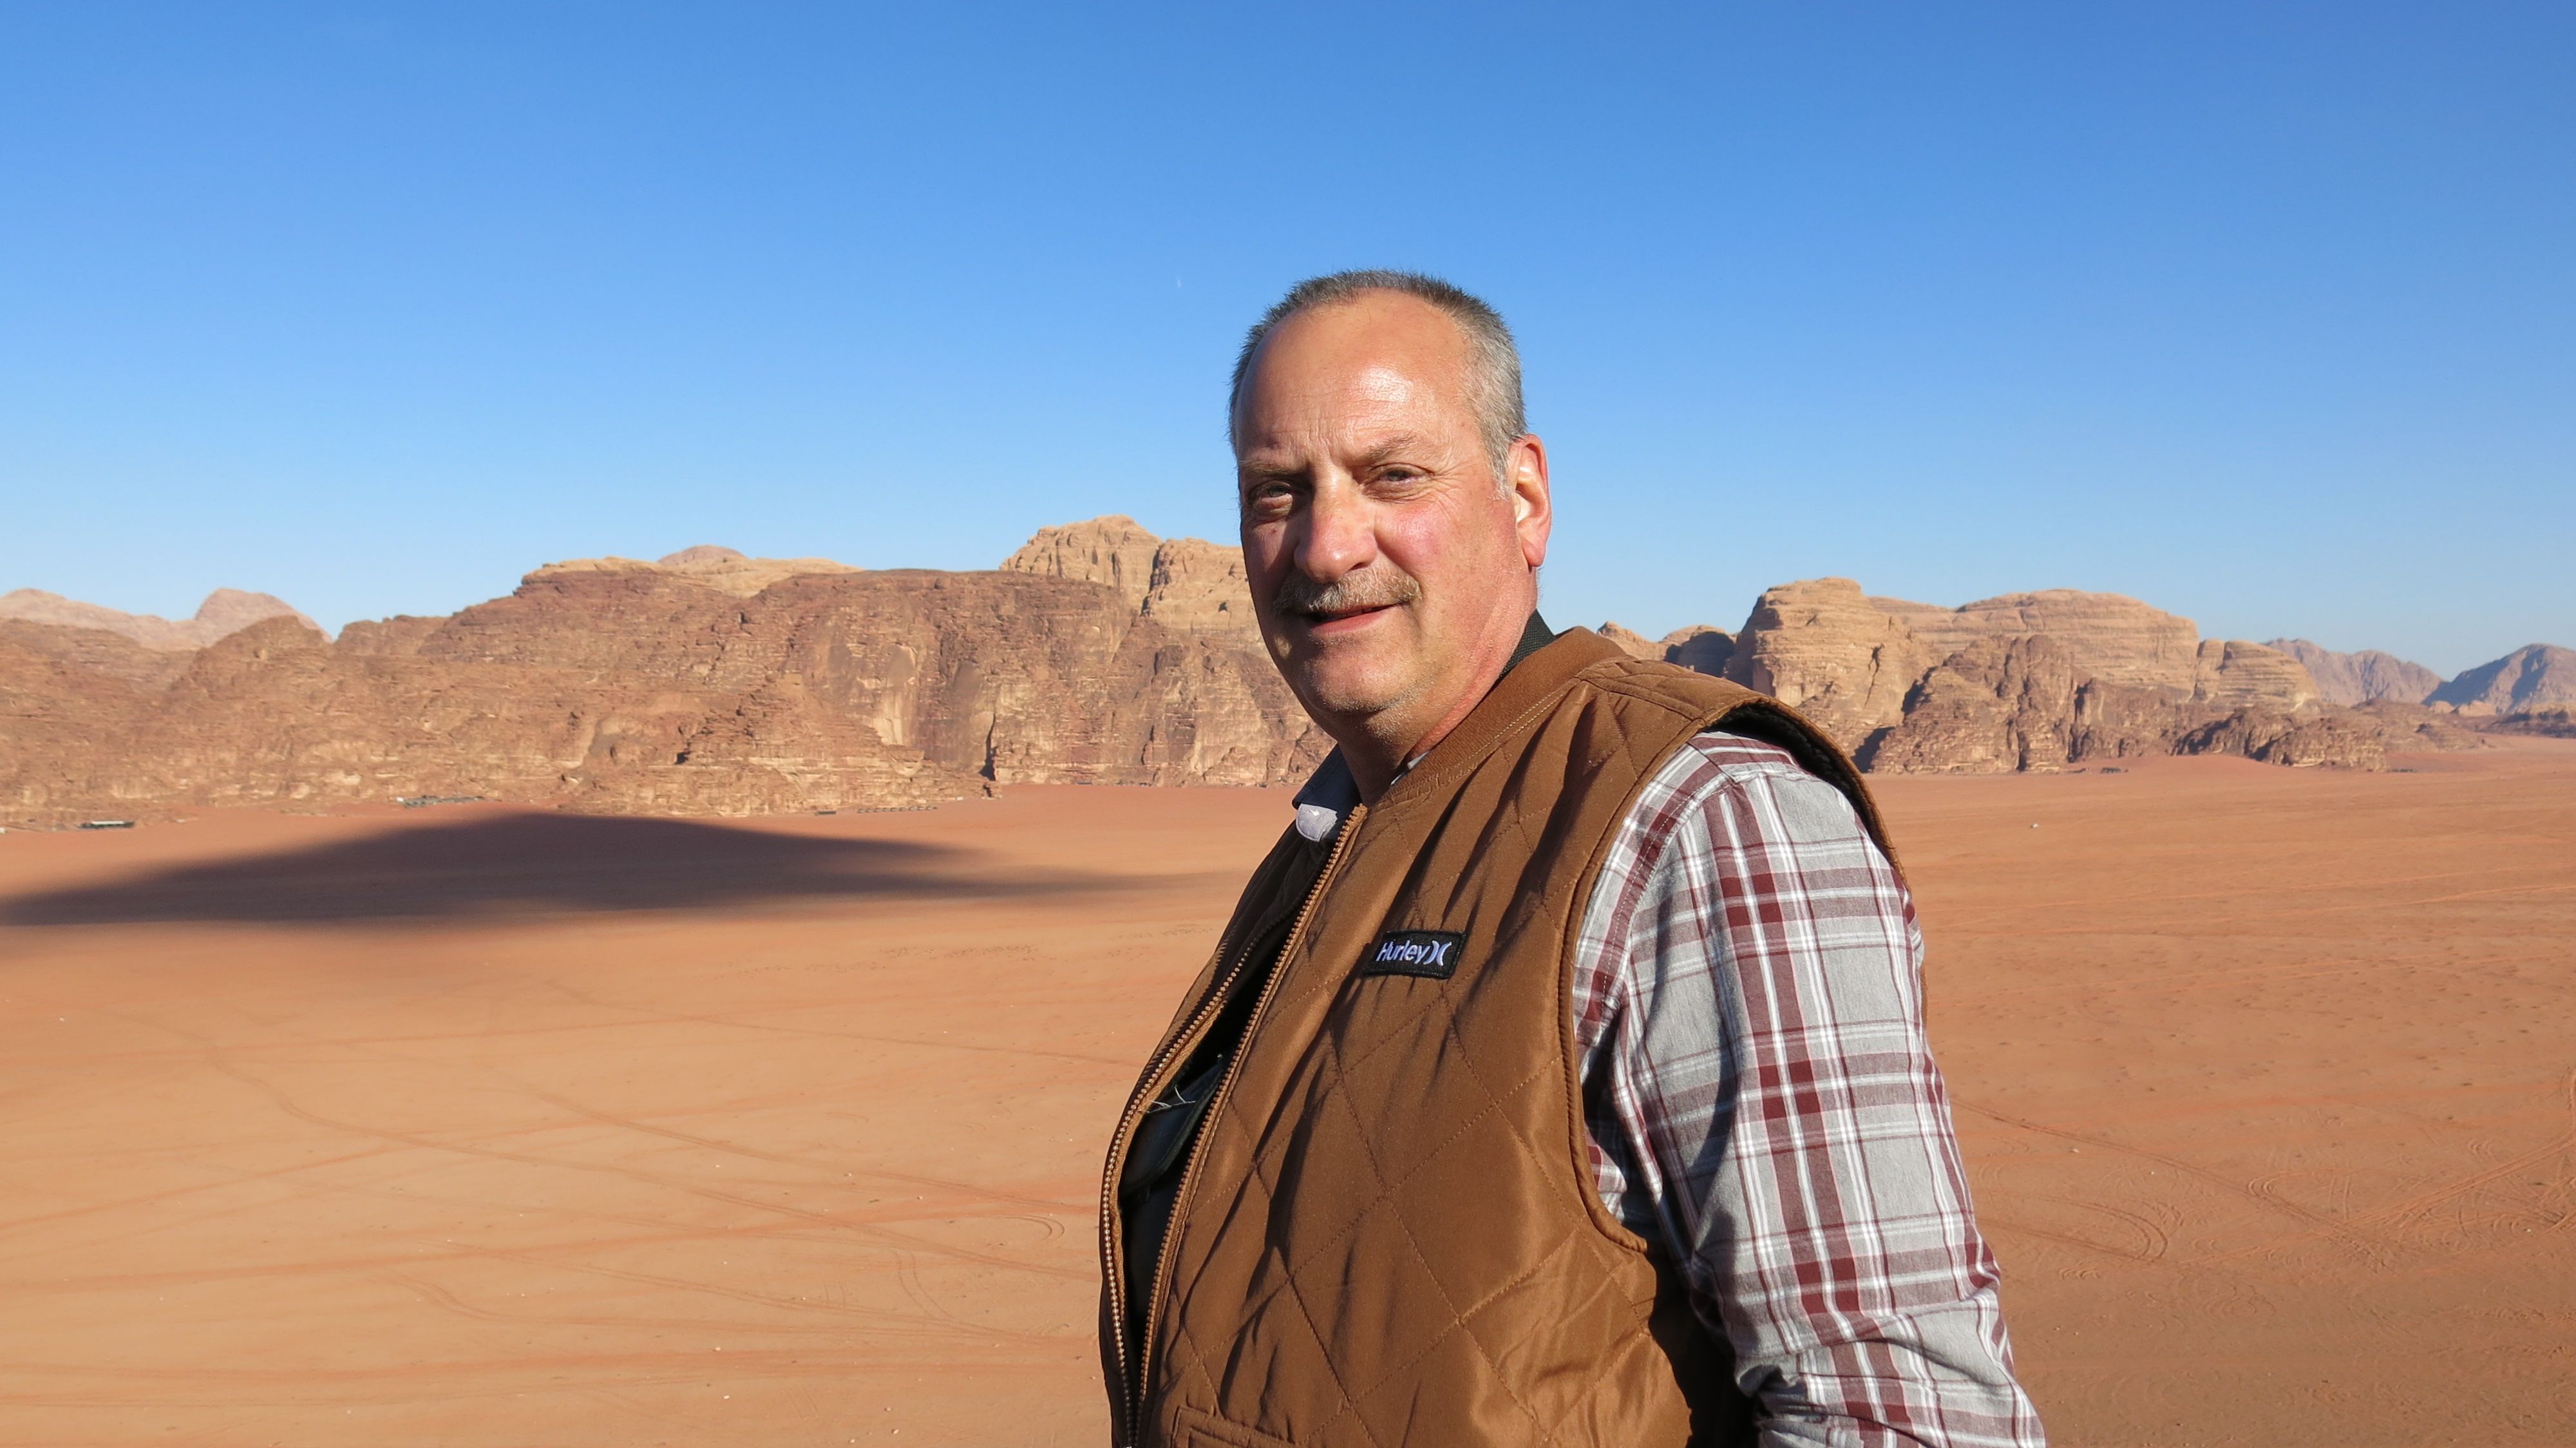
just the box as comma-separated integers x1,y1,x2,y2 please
1107,805,1366,1447
1098,849,1301,1441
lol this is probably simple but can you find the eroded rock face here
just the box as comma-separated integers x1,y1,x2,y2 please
5,532,2535,822
1597,622,1662,660
1142,537,1264,646
1737,580,2458,776
2179,709,2386,770
1720,581,2278,758
0,619,194,691
1858,631,2439,776
0,531,1323,826
1859,635,2085,774
2192,640,2321,710
1877,589,2204,694
2347,700,2489,752
2267,640,2441,706
1600,622,1733,675
529,546,861,600
1660,625,1734,677
1001,515,1162,610
1724,579,1929,751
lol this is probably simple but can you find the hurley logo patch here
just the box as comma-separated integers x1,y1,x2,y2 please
1358,929,1466,980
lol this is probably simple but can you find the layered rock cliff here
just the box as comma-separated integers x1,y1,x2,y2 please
1726,579,2469,775
1600,622,1734,676
1001,515,1162,608
5,527,2553,824
2,525,1323,826
1725,579,1931,746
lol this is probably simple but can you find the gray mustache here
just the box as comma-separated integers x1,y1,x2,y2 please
1272,567,1424,618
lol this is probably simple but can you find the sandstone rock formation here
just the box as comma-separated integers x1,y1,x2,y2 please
1878,589,2203,694
2175,708,2391,770
1597,623,1662,660
2192,639,2320,710
1661,625,1734,676
1734,579,2448,776
1719,580,2294,756
2345,700,2489,752
4,526,2539,824
1857,635,2092,775
1724,579,1931,748
0,587,312,650
0,618,193,691
1,529,1318,827
2429,644,2576,714
527,545,860,598
1141,537,1264,646
2266,640,2441,706
1601,621,1733,674
1001,515,1162,609
1007,519,1265,645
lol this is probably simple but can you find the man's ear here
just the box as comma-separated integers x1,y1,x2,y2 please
1506,434,1552,569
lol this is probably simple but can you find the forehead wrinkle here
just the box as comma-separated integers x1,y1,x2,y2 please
1347,432,1430,468
1234,324,1476,464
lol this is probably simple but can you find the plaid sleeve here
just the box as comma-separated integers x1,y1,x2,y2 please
1572,732,2046,1447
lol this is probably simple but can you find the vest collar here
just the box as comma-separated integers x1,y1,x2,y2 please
1386,622,1624,806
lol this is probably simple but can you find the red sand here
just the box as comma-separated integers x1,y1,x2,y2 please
0,743,2569,1446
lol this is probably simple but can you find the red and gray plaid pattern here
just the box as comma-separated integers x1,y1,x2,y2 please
1573,732,2047,1445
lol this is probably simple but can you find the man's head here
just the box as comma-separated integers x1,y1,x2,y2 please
1228,271,1553,789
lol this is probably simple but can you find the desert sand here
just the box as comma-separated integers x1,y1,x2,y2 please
1,742,2570,1447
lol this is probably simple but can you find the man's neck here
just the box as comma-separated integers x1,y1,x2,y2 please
1340,611,1555,800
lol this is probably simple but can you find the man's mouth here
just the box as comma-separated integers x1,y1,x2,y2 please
1298,601,1399,624
1273,567,1423,629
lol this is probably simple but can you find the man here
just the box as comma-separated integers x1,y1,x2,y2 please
1099,271,2045,1447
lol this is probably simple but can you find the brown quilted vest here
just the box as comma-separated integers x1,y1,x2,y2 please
1097,628,1890,1448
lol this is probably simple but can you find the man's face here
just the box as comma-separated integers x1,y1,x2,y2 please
1232,292,1551,744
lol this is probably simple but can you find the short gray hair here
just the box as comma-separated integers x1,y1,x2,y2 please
1227,270,1527,476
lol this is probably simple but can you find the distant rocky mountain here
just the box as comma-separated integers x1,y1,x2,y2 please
2266,640,2442,706
1,527,2559,826
1721,578,2465,774
1005,519,1262,645
1598,622,1734,675
2428,643,2576,714
536,544,863,598
1,524,1324,826
1003,515,1161,608
0,587,310,651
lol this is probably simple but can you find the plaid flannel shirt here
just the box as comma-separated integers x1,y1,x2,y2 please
1572,732,2045,1446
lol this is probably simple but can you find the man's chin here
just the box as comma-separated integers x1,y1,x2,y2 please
1284,657,1413,726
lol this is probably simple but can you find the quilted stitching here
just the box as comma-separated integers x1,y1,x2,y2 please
1140,647,1766,1448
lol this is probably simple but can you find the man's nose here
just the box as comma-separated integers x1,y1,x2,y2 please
1294,485,1378,582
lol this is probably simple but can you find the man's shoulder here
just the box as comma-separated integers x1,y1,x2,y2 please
1618,727,1886,866
1676,728,1812,779
1569,654,1886,843
1641,727,1838,803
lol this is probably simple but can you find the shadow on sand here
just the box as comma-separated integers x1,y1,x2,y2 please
3,810,1112,926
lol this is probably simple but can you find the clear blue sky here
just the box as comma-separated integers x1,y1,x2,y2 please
4,3,2568,676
